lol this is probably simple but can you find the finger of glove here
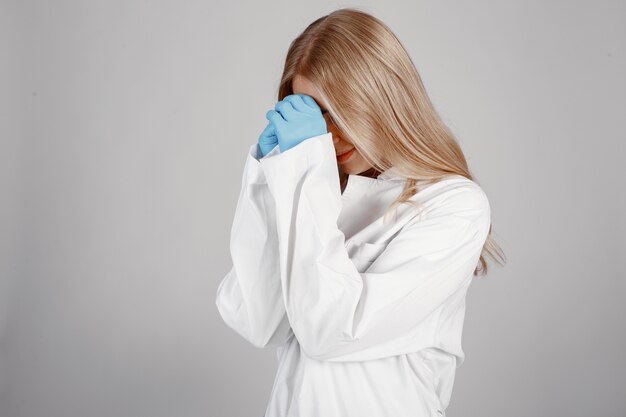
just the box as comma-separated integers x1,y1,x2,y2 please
266,109,286,128
283,94,312,113
258,123,277,144
274,100,299,122
299,94,322,112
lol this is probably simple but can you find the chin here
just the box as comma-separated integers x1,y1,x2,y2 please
342,165,366,175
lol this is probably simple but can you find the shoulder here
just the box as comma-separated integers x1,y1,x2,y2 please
410,175,491,234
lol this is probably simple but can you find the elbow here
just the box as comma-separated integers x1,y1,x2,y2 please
215,299,282,350
247,336,270,349
246,330,279,349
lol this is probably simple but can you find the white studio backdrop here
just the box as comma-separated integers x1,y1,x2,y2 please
1,1,624,416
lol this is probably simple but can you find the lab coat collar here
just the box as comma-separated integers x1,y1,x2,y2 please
342,166,404,199
377,166,404,181
348,167,406,186
343,167,404,190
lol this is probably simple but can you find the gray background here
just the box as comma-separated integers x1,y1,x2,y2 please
2,1,624,416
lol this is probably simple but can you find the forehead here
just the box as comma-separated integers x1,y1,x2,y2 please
292,75,326,108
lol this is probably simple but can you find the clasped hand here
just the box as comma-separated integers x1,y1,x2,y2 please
258,94,328,156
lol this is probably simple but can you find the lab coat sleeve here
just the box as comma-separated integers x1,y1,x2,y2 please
215,142,293,348
258,133,491,362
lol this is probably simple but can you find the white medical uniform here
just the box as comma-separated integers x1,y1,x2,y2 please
216,132,491,417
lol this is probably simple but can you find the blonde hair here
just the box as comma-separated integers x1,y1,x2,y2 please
276,7,506,276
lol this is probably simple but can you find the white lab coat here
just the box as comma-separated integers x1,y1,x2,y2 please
216,132,491,417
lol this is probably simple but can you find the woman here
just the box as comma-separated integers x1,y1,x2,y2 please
216,8,505,417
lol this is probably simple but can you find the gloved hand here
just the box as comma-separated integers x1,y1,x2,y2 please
265,94,328,153
257,122,278,157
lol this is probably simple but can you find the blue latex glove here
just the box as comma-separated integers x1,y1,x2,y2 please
265,94,328,153
257,122,278,157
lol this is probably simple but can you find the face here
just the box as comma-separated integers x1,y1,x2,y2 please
292,75,376,176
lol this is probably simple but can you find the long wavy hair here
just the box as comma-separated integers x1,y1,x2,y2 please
276,7,506,276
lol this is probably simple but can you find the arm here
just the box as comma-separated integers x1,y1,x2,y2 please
258,132,491,361
215,143,292,348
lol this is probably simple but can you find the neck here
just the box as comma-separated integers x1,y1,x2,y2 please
358,167,382,179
